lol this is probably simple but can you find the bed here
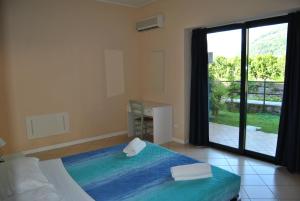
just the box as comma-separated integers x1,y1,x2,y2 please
40,142,241,201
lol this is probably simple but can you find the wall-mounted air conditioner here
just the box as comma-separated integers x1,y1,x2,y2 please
136,15,164,32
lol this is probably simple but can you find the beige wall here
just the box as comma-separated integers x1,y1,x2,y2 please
0,0,140,153
135,0,300,142
0,1,11,154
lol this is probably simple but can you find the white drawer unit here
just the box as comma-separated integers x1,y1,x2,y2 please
127,101,172,144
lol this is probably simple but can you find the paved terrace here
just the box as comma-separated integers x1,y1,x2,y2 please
209,123,278,156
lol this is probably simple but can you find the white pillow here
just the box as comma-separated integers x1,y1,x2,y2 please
7,157,50,194
0,163,14,200
4,184,64,201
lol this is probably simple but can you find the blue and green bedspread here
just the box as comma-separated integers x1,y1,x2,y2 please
62,142,241,201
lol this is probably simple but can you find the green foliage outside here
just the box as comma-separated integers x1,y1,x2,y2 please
211,110,280,134
209,78,227,116
208,24,286,134
209,55,285,82
250,24,288,56
209,56,240,81
248,55,285,81
208,55,285,134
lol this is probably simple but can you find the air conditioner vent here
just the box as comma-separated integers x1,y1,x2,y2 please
136,15,164,32
26,112,70,139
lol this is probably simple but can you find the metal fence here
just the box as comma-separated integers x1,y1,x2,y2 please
218,80,284,112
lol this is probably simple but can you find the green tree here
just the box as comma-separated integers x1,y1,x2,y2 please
209,75,228,116
209,56,229,80
226,57,240,102
248,54,282,81
276,56,286,81
209,56,241,81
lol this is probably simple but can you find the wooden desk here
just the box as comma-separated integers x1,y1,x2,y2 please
127,101,173,144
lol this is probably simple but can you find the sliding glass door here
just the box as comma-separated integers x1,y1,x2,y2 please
208,29,241,149
245,23,288,156
207,17,288,159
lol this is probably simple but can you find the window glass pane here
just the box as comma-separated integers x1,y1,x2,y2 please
245,23,288,156
207,29,241,149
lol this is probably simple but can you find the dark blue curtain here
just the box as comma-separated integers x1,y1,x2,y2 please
276,12,300,172
189,28,209,146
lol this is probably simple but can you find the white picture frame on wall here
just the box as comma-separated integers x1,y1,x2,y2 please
104,49,125,98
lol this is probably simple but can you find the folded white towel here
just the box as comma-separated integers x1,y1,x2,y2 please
123,138,146,157
171,163,212,181
172,173,213,181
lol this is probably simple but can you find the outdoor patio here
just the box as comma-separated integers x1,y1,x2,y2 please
209,122,278,156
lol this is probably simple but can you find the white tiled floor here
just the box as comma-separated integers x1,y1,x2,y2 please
163,142,300,201
209,123,278,156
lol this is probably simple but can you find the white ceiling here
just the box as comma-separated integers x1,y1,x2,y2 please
96,0,156,8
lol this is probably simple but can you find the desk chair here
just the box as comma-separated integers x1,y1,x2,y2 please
129,100,153,140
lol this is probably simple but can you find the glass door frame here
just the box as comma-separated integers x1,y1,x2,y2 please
206,15,289,163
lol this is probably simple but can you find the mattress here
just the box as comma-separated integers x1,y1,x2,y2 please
39,159,94,201
61,142,241,201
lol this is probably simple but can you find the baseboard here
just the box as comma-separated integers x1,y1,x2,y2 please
172,137,187,144
23,130,128,155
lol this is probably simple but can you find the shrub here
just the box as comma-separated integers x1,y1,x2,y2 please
209,78,228,116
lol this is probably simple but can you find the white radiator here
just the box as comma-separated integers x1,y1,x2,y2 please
26,112,70,139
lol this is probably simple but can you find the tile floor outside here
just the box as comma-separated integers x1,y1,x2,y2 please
209,123,278,156
163,142,300,201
